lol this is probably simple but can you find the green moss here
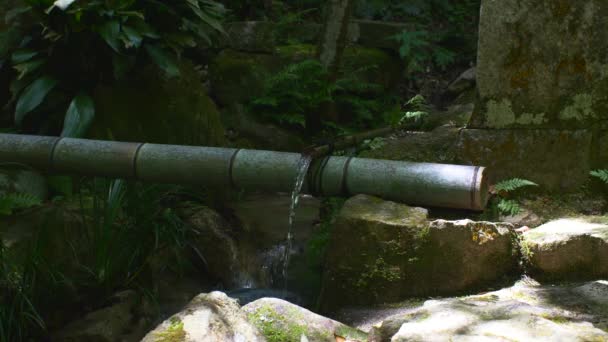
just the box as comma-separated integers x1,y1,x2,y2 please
355,257,401,290
247,305,331,342
541,313,570,324
559,93,596,121
90,61,225,146
154,318,186,342
275,44,315,60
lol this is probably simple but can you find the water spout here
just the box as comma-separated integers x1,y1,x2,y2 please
283,155,313,289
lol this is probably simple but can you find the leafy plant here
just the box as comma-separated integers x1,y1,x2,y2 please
0,192,42,216
358,0,480,72
252,59,333,128
360,137,386,151
590,169,608,184
395,94,429,127
251,59,392,131
0,243,47,342
494,178,538,193
392,29,455,72
492,178,538,217
4,0,225,136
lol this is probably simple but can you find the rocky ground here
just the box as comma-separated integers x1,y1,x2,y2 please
37,192,607,342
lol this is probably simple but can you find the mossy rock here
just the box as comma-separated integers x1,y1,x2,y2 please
320,195,518,312
209,50,282,106
141,292,265,342
90,60,225,146
243,297,367,342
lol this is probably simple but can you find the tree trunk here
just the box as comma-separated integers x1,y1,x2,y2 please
317,0,354,81
310,0,353,133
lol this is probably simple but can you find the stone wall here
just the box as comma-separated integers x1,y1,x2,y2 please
471,0,608,129
463,0,608,190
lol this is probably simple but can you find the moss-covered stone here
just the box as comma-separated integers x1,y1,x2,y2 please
209,49,282,106
320,195,518,312
243,297,367,342
90,61,225,146
472,0,608,129
141,292,265,342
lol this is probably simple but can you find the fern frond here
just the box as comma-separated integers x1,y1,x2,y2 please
497,199,520,216
590,169,608,184
0,193,42,216
494,178,538,193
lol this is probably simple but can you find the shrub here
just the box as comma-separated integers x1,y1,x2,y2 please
3,0,224,136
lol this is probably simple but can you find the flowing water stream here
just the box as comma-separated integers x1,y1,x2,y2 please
282,155,313,289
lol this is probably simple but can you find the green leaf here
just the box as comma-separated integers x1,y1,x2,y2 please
590,169,608,184
494,178,538,193
497,199,520,216
0,193,42,216
98,20,121,51
121,25,143,48
5,6,32,24
13,58,45,80
61,94,95,138
15,76,58,124
145,45,179,77
11,49,38,64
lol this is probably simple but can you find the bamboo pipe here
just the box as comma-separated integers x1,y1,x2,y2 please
0,134,489,210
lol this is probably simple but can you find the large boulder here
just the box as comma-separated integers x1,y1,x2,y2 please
522,217,608,280
243,297,367,342
320,195,517,312
368,279,608,341
89,61,225,146
471,0,608,129
141,291,265,342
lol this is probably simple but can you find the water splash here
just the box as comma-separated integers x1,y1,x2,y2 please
282,155,313,288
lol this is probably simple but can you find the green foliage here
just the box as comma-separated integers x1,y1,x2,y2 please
76,179,194,292
307,197,344,270
393,29,455,72
494,178,538,194
0,192,41,216
0,179,201,340
496,199,521,217
0,243,46,342
358,0,480,72
4,0,225,136
251,59,391,131
360,137,386,151
396,94,429,127
491,178,538,217
252,60,332,128
590,169,608,184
